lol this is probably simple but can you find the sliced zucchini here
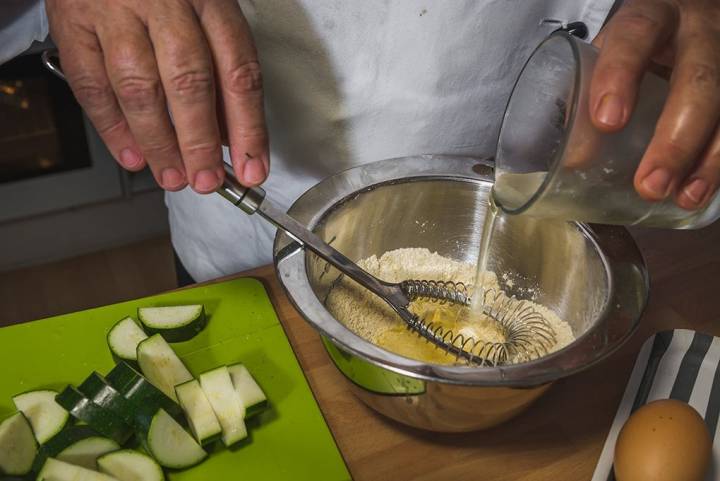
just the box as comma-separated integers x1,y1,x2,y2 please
32,426,99,472
12,390,69,444
0,412,36,476
105,362,182,420
97,449,164,481
136,335,193,402
107,317,147,365
174,380,221,445
57,437,120,470
138,305,207,342
55,386,132,445
228,363,268,418
199,366,247,446
37,457,119,481
78,372,137,427
141,409,206,469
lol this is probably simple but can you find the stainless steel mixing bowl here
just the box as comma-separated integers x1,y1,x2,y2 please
273,155,648,432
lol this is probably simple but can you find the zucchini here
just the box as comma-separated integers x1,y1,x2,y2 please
78,372,137,428
199,367,247,446
12,390,69,444
37,457,118,481
228,363,268,418
57,437,120,470
55,386,133,445
136,335,193,402
138,305,207,342
174,380,221,445
97,450,164,481
139,409,206,469
107,317,147,365
32,426,99,473
0,412,36,476
104,362,182,420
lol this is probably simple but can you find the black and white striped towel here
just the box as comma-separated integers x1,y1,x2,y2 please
591,329,720,481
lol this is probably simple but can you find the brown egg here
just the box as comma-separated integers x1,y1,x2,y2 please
614,399,712,481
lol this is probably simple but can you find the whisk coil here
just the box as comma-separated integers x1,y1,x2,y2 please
401,280,471,306
403,281,557,366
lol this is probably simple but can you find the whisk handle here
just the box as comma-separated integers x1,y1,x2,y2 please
217,163,266,214
218,165,409,307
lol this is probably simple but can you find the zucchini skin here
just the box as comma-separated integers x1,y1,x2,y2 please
105,362,183,420
138,306,207,342
78,372,138,428
111,354,139,370
55,386,133,445
245,401,269,419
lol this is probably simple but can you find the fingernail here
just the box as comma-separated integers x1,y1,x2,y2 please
193,169,220,193
641,168,673,199
596,93,624,127
119,148,142,168
161,167,185,190
682,178,709,205
243,156,267,185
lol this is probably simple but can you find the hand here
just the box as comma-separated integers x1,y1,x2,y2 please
590,0,720,210
45,0,269,193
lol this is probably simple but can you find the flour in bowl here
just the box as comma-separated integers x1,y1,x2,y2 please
324,247,575,365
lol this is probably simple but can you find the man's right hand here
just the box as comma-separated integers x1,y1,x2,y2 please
46,0,269,193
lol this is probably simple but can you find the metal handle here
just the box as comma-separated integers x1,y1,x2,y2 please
233,180,406,306
41,49,66,81
218,168,407,306
217,164,266,214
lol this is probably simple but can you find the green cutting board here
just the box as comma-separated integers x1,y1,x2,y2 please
0,278,351,481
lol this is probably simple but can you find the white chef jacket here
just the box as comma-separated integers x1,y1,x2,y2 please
2,1,615,282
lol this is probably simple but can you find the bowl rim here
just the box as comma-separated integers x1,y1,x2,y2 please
273,154,649,386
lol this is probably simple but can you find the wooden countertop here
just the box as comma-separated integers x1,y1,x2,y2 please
212,222,720,481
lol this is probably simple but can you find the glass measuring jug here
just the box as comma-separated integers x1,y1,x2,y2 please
493,31,720,229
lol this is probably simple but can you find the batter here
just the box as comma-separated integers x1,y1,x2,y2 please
325,248,575,365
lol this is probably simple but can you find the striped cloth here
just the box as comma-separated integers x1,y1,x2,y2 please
591,329,720,481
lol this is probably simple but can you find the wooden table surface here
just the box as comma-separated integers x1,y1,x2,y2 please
228,221,720,481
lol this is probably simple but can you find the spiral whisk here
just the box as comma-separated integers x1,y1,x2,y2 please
401,280,557,366
400,280,471,306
